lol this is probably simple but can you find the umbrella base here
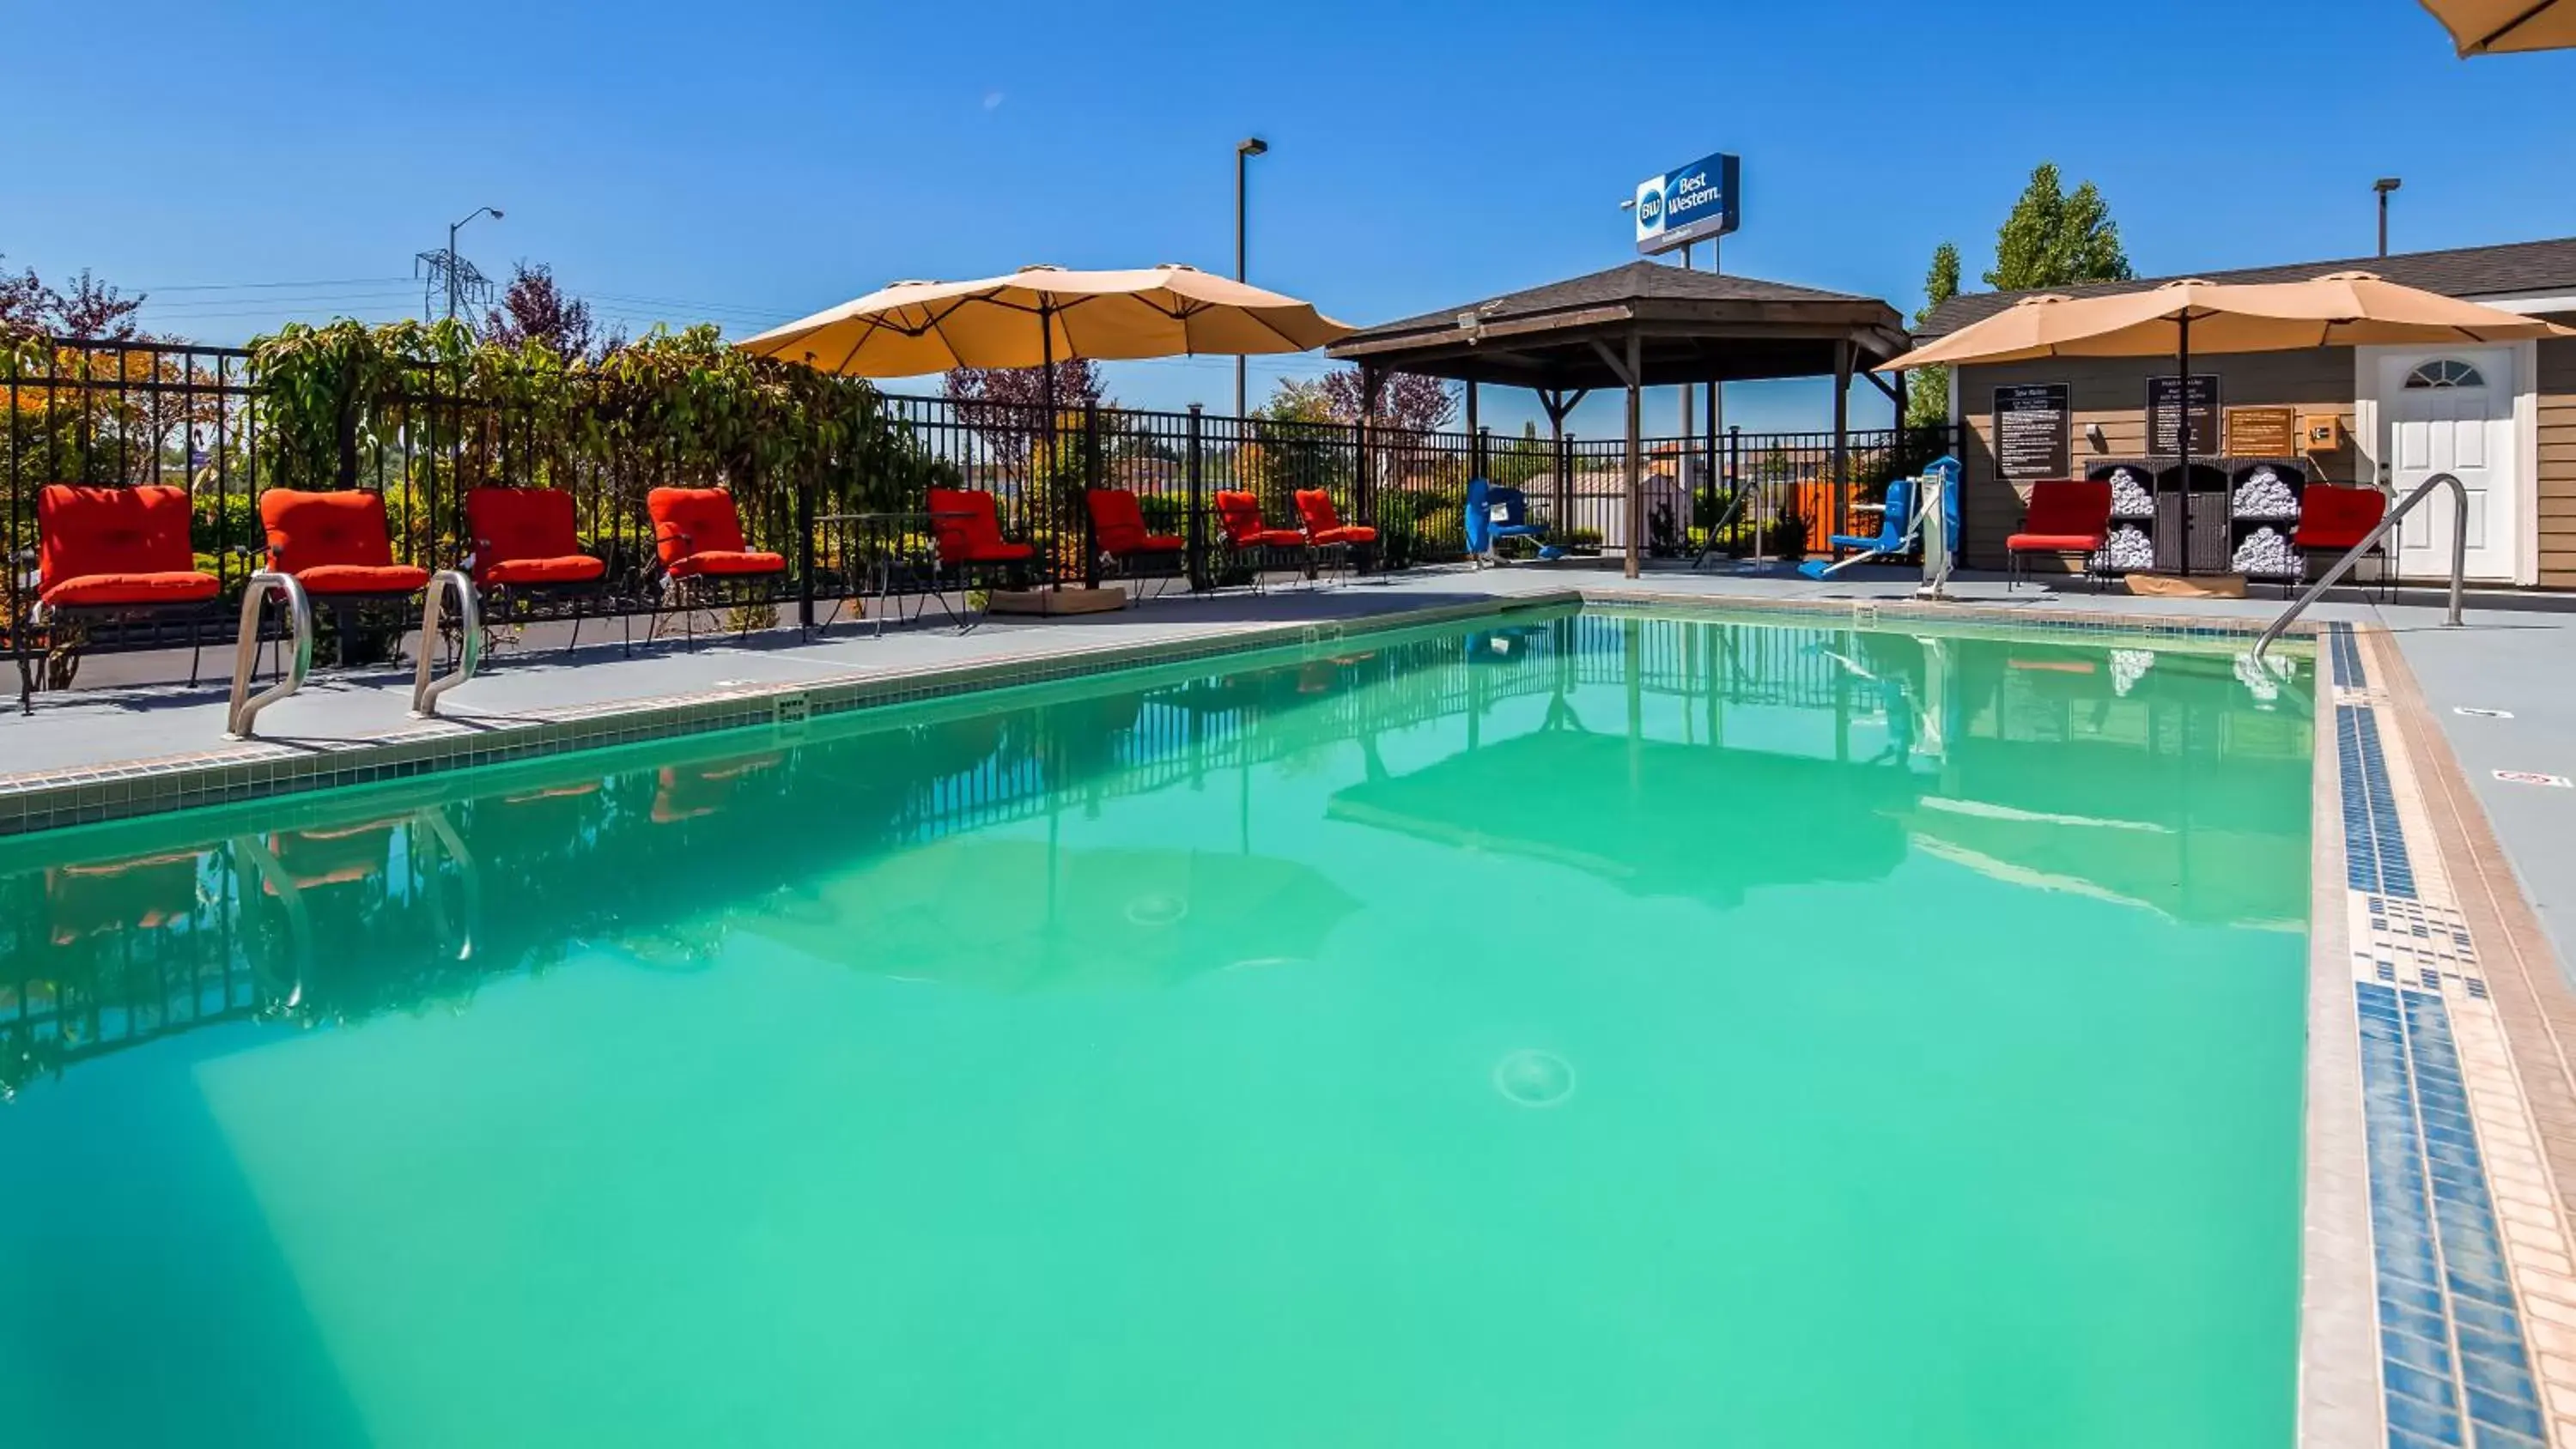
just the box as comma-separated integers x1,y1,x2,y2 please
2123,571,2247,599
984,586,1128,616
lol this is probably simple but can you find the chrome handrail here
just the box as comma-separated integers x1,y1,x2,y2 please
2251,473,2467,666
225,570,313,740
410,570,483,718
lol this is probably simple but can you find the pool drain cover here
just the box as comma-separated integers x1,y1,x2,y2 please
1493,1049,1577,1108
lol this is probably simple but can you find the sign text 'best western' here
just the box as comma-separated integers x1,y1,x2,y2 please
1634,153,1741,256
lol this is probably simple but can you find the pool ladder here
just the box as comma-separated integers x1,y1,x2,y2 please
222,569,483,738
2251,472,2467,668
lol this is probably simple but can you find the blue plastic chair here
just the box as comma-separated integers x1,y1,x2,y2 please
1465,477,1558,561
1828,477,1916,556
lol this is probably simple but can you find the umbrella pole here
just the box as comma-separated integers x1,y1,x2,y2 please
1042,305,1060,591
2177,312,2193,578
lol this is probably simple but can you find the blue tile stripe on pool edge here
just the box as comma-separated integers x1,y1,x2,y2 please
2359,984,2550,1447
2331,621,2369,690
2340,706,2418,900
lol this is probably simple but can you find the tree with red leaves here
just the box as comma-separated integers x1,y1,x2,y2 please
0,257,149,341
1317,366,1456,433
944,359,1109,458
482,263,612,360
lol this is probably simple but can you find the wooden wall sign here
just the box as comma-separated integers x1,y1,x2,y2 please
2223,404,2296,458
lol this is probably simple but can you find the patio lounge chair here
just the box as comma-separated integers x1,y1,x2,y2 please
1085,488,1186,598
1464,477,1556,565
465,487,619,655
1292,488,1376,582
20,483,223,712
2292,484,2391,599
925,487,1035,627
646,486,787,644
2004,479,2112,591
258,488,434,661
1213,491,1306,591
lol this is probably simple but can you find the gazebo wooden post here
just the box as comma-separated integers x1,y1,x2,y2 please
1355,363,1382,529
1465,380,1479,476
1624,332,1643,579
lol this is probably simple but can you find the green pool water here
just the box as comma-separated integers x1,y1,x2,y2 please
0,609,2317,1447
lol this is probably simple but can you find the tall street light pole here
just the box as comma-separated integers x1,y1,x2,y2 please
1234,136,1267,419
2374,178,2402,258
447,205,504,320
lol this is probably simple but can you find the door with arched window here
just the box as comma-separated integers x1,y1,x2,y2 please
2378,348,2518,582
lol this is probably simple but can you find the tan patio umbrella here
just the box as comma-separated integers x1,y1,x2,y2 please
2419,0,2576,54
1879,274,2573,547
736,264,1353,379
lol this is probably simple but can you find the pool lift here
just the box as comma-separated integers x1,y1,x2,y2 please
1791,457,1962,602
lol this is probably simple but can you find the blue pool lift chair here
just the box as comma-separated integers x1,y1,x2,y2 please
1465,477,1560,566
1795,457,1962,582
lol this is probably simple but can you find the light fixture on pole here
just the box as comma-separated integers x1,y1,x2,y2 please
1234,137,1267,418
2374,178,2402,258
444,205,504,321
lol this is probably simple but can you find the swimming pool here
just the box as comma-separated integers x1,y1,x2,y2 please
0,607,2317,1446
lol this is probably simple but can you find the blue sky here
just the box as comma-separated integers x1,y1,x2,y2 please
9,0,2573,437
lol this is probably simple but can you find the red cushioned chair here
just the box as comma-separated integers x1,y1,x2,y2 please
1085,488,1186,600
1213,491,1308,592
19,484,224,712
1293,488,1377,584
923,488,1035,627
2004,479,2113,591
645,487,787,645
465,488,619,655
2293,484,2391,599
258,488,433,664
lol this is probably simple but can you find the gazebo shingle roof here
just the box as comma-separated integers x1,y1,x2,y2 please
1327,260,1908,391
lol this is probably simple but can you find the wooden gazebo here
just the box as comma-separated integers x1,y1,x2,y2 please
1327,261,1910,575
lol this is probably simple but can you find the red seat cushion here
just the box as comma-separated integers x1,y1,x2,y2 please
467,488,600,585
2014,480,2113,549
1311,524,1377,546
43,570,222,608
927,488,1026,567
1292,488,1363,539
297,563,432,596
1085,488,1184,556
668,549,785,579
1215,491,1295,548
483,555,608,586
2006,532,2107,552
38,484,210,605
2295,485,2388,551
647,487,755,569
260,488,406,579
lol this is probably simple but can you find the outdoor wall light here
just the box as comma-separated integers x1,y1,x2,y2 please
2085,422,2108,452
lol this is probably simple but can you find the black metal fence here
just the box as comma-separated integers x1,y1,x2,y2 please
4,336,1961,644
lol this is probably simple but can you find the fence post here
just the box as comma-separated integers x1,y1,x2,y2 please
1186,404,1206,592
1731,426,1751,560
1081,400,1101,590
1474,425,1490,482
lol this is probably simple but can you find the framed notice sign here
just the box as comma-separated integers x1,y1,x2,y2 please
1992,384,2071,479
2148,374,2221,457
2223,404,2296,458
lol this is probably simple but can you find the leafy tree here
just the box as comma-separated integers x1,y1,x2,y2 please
1984,162,2133,292
1316,366,1455,433
944,359,1109,461
1904,241,1961,428
481,263,610,360
0,256,149,341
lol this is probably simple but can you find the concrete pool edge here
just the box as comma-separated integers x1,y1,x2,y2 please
2314,624,2576,1448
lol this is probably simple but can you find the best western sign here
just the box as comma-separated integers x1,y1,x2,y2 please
1633,153,1741,256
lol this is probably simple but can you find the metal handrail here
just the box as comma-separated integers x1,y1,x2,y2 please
2251,473,2467,666
410,570,483,718
224,570,313,740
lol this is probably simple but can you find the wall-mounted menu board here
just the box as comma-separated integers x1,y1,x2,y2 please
1993,383,2072,479
2148,374,2221,456
2222,404,2296,458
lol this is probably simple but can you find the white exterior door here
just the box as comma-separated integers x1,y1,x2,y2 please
2380,349,2518,582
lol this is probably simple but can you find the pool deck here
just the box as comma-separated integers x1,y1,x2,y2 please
12,558,2576,1446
